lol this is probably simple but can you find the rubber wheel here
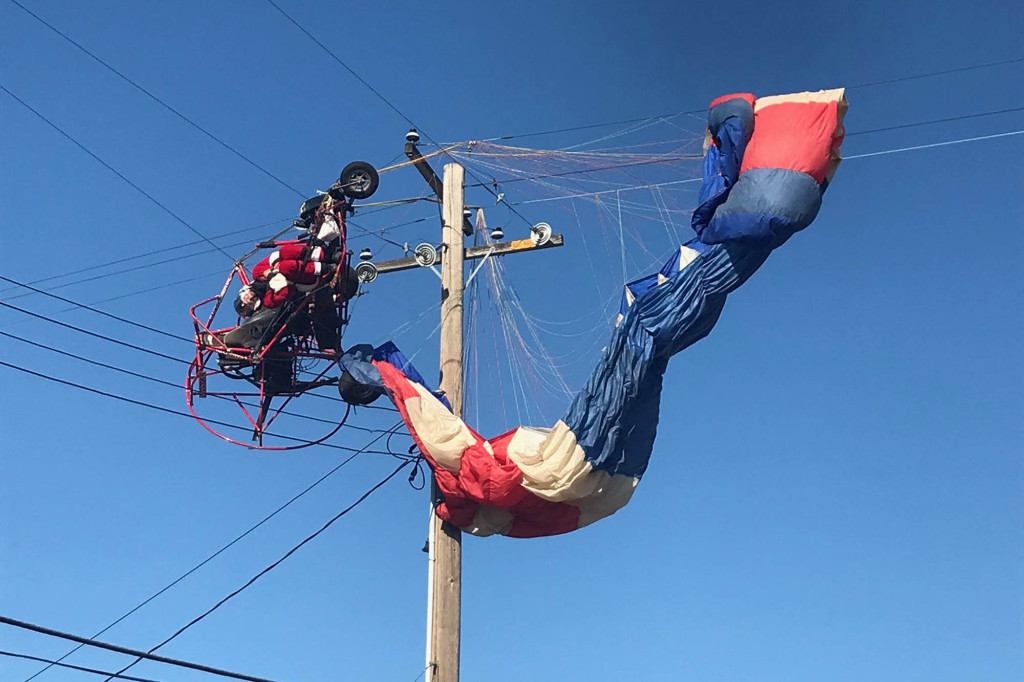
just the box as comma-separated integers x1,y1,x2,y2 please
339,161,379,200
336,265,359,301
338,370,383,405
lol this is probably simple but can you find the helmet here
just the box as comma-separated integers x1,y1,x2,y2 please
234,286,260,318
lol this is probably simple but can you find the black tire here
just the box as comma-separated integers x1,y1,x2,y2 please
339,161,379,200
338,370,383,406
336,265,359,301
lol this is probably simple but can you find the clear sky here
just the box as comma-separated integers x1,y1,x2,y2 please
2,1,1022,681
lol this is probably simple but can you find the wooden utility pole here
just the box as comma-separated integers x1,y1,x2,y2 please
390,139,563,682
428,163,465,682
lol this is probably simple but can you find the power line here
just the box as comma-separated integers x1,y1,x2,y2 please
477,107,1024,207
20,421,403,682
510,177,701,205
0,329,185,388
0,616,282,682
263,0,546,235
470,56,1024,143
265,0,424,136
485,110,703,142
846,56,1024,90
465,153,702,188
1,214,430,309
0,276,186,342
0,359,403,455
846,106,1024,136
0,280,398,413
0,300,189,365
8,0,308,198
845,129,1024,159
0,219,291,295
0,328,397,438
3,251,250,304
0,84,234,261
102,458,411,682
1,650,163,682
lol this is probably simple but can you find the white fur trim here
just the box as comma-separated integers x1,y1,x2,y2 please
268,251,280,267
310,246,323,261
268,273,288,292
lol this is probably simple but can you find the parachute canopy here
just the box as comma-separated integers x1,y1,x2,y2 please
345,89,848,537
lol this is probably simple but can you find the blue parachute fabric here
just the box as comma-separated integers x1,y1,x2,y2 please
618,241,712,320
340,344,384,387
700,167,824,248
691,96,755,238
707,94,755,140
372,341,431,389
562,241,771,478
619,273,661,318
341,341,449,409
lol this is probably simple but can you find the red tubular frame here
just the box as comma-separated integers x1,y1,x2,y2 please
185,200,354,449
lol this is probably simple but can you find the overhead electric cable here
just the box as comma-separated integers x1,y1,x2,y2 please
0,329,396,438
0,360,405,455
846,56,1024,89
1,650,162,682
6,253,244,304
846,106,1024,136
0,286,398,411
19,421,402,682
2,213,430,305
265,0,546,235
511,177,701,205
0,276,186,342
102,458,411,682
472,56,1024,142
265,0,424,135
0,616,281,682
8,0,447,285
8,0,308,198
477,105,1024,208
0,300,188,364
0,84,234,261
486,110,702,142
0,218,290,294
845,129,1024,159
464,154,702,187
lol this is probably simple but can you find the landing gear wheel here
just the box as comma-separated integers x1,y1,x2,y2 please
339,161,379,200
338,371,384,406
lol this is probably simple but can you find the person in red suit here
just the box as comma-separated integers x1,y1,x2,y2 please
235,243,338,316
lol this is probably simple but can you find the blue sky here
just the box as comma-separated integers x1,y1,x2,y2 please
2,1,1022,681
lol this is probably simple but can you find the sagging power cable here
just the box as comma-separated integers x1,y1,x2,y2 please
100,458,411,682
19,420,403,682
8,0,307,199
0,615,281,682
0,84,234,261
0,360,406,456
1,650,162,682
0,329,398,438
